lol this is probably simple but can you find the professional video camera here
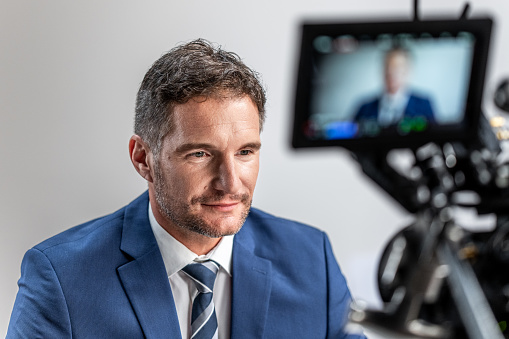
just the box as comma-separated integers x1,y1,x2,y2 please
291,3,509,339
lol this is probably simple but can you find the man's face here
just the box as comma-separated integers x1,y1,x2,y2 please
151,95,261,239
384,51,409,95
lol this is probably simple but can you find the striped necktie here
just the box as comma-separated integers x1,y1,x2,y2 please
182,260,220,339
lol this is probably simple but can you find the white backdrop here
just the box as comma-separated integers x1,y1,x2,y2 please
2,0,509,337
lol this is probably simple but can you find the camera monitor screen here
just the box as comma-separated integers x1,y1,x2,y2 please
292,18,492,150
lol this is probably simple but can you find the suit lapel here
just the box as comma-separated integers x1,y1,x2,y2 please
117,192,181,339
230,218,272,339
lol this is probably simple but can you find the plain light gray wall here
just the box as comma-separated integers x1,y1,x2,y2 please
2,0,508,337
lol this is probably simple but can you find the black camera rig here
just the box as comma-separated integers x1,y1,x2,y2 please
291,1,509,338
348,113,509,339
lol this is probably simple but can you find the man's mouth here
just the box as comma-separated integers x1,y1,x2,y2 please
201,201,240,212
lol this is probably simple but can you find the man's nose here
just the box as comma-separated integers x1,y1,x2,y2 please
212,155,242,194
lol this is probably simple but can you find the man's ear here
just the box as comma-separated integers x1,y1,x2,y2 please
129,135,154,183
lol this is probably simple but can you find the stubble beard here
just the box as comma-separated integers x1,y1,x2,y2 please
153,161,251,238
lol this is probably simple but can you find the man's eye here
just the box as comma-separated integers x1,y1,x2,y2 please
239,150,251,155
191,151,206,158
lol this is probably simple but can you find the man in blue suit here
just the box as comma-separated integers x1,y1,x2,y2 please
7,40,364,338
354,47,435,135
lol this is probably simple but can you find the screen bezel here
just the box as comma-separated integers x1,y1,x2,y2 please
291,18,493,151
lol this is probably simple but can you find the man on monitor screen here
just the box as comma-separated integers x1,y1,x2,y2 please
354,47,436,133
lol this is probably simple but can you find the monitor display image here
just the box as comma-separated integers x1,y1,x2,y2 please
292,19,492,150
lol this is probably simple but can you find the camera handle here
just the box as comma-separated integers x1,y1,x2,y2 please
413,0,470,21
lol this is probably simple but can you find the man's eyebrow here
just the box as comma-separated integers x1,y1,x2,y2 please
241,142,262,150
175,142,262,154
175,143,215,154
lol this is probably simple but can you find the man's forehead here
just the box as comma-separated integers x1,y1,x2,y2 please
172,97,259,125
161,96,260,145
175,121,260,140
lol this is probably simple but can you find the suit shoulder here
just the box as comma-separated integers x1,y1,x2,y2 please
355,97,379,119
34,206,126,253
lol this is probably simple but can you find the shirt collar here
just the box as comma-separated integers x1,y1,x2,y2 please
148,202,234,277
381,88,409,106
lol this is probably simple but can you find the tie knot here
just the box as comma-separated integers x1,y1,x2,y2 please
182,260,219,293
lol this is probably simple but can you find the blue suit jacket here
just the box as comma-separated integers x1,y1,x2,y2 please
355,93,435,124
7,192,363,338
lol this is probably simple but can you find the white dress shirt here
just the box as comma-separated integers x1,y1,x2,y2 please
378,89,410,127
148,204,233,339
